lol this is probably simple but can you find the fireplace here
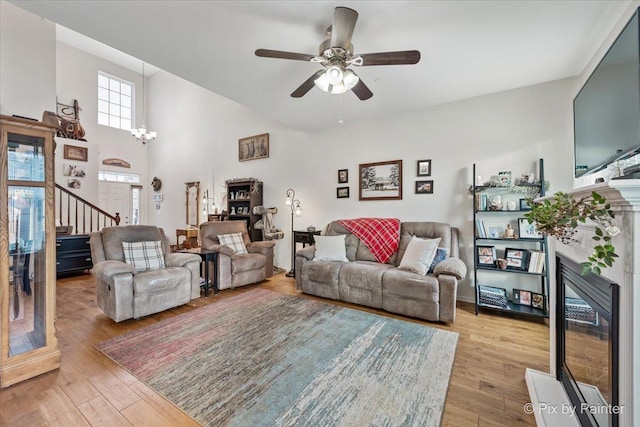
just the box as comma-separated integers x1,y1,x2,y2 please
556,253,619,427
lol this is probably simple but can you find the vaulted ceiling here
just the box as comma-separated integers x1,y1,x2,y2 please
11,0,632,132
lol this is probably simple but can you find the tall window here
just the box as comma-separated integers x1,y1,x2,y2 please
98,72,133,130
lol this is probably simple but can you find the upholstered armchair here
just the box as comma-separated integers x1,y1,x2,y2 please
89,225,202,322
199,220,275,289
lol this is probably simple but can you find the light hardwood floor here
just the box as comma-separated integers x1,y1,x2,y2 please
0,273,549,426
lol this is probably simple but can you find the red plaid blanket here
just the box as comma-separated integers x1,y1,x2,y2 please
338,218,401,264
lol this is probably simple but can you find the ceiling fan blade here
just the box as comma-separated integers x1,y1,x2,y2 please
351,76,373,101
291,70,324,98
331,7,358,49
358,50,421,66
255,49,315,62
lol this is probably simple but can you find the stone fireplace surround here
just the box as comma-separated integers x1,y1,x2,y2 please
526,180,640,426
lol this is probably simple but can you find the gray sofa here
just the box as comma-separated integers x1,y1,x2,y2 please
295,221,466,323
90,225,202,322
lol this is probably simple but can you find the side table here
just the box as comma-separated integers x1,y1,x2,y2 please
176,228,198,249
288,230,321,277
178,248,219,296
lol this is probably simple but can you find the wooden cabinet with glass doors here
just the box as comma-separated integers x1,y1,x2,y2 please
0,115,60,387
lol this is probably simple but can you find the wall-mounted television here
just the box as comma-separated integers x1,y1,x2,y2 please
574,9,640,178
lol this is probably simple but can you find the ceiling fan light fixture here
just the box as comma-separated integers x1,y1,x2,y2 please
342,69,359,90
325,65,344,85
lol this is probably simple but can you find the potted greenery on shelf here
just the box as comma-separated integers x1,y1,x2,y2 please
524,191,619,275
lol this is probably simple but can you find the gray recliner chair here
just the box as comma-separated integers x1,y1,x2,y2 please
199,220,275,289
89,225,202,322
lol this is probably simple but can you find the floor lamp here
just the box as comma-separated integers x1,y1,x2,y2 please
285,188,302,277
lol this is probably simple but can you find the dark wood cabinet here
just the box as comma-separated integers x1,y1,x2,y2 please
226,180,263,241
56,234,92,276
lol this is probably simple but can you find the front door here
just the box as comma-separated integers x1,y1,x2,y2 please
99,182,130,225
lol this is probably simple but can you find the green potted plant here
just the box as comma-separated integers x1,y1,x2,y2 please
524,191,619,275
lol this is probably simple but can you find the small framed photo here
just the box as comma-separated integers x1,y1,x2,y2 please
338,169,348,184
336,187,349,199
519,198,531,211
505,247,528,271
477,245,497,267
67,178,81,189
417,159,431,176
487,227,500,238
531,292,545,310
518,218,542,239
415,180,433,194
238,132,269,162
63,163,86,177
63,144,88,162
512,289,532,306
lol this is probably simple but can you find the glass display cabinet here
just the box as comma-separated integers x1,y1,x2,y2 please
0,115,60,387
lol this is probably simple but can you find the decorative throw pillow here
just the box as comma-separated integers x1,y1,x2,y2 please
122,240,165,272
313,235,349,262
217,233,248,255
399,236,441,275
428,248,450,274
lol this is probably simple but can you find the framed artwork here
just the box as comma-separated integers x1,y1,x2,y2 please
512,288,532,306
102,158,131,168
338,169,348,183
487,226,500,238
67,178,81,189
238,133,269,162
519,198,531,211
531,292,545,310
62,163,86,177
417,159,431,176
505,247,529,271
518,218,542,239
359,159,402,201
63,144,88,162
476,245,497,268
415,180,433,194
336,187,349,198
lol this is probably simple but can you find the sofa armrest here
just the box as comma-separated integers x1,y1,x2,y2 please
200,243,236,257
165,252,201,268
247,240,275,255
433,257,467,280
92,260,136,281
296,246,316,261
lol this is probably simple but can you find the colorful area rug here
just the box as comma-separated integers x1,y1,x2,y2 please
95,289,458,426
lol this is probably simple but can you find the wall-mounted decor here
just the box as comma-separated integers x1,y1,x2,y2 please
67,178,81,189
102,158,131,168
338,169,348,183
337,187,349,198
359,160,402,201
63,163,86,177
415,180,433,194
63,144,88,162
417,159,431,176
56,99,87,141
239,133,269,162
151,177,162,192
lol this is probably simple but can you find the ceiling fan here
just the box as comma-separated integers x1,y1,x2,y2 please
255,6,420,101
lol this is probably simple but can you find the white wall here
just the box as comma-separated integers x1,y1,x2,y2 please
148,70,576,302
0,1,56,118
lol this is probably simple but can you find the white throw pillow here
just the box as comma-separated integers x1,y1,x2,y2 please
313,235,349,262
122,240,165,272
399,236,441,275
217,233,248,255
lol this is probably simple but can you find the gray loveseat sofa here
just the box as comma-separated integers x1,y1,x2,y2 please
295,221,466,323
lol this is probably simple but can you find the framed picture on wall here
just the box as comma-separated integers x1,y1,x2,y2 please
337,187,349,198
338,169,348,183
415,180,433,194
238,133,269,161
417,159,431,176
63,144,88,162
359,159,402,201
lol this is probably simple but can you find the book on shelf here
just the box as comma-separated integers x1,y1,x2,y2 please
475,218,487,238
527,249,545,273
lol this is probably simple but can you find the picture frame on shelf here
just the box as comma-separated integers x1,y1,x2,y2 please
518,218,542,239
487,227,500,238
63,144,88,162
512,288,532,306
417,159,431,176
519,198,531,211
359,159,402,201
478,285,508,309
336,187,349,199
477,245,497,267
338,169,348,184
415,180,433,194
238,133,269,162
531,292,545,310
505,247,528,271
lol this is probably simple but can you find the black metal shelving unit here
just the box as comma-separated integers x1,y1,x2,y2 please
472,158,550,319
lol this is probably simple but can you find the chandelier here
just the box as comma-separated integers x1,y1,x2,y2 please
131,62,157,144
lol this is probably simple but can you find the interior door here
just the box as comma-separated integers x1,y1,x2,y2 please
98,182,130,225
